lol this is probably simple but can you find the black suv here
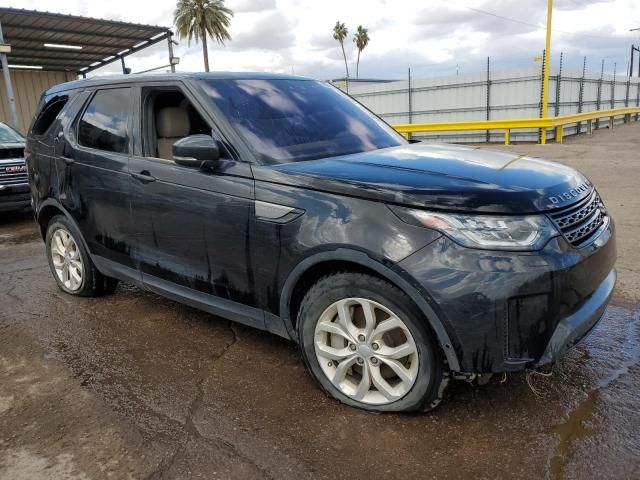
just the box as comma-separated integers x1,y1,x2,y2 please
26,73,616,412
0,122,29,212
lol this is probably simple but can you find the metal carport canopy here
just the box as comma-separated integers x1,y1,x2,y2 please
0,7,173,75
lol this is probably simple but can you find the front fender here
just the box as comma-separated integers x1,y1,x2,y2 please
279,248,462,372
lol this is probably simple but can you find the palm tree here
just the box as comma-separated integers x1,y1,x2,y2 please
333,21,349,79
174,0,233,72
353,26,369,79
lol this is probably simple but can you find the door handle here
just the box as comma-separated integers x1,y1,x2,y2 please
131,171,156,183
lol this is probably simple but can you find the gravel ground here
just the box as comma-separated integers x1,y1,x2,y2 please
1,123,639,479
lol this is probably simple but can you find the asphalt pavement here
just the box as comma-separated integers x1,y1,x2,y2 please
1,123,639,479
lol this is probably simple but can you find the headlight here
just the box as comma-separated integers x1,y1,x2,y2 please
390,207,559,251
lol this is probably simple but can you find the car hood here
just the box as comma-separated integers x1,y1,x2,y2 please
261,143,593,214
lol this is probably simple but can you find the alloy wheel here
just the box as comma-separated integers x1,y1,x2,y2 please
314,297,419,405
50,228,84,292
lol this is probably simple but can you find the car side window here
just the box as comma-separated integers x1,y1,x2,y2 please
78,88,131,154
141,88,224,161
31,94,69,136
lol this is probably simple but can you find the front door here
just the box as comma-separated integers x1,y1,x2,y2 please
128,84,259,324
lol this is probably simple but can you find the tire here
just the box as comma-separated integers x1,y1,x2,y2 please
45,215,118,297
297,272,449,413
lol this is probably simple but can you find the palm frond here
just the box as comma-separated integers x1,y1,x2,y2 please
173,0,233,46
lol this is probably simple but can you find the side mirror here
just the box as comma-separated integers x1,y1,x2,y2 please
172,135,220,167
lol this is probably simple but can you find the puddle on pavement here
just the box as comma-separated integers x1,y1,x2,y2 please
0,230,41,246
547,304,640,480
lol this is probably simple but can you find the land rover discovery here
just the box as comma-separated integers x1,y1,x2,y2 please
26,73,616,412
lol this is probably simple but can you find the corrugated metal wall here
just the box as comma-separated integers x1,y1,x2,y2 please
0,69,74,135
342,66,640,143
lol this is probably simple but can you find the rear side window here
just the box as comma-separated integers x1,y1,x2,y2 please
31,95,68,136
78,88,131,154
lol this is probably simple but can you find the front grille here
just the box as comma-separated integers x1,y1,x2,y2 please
549,191,607,246
0,148,24,160
0,162,28,186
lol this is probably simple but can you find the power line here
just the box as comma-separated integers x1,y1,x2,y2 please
464,6,539,29
459,4,631,42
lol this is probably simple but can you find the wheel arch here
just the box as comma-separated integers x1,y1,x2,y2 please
280,249,461,372
37,199,90,254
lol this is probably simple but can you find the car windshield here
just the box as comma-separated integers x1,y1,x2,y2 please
0,123,24,143
200,79,404,163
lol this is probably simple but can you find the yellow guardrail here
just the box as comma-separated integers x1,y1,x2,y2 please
392,107,640,145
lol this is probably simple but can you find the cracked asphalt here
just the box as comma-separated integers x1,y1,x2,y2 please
1,124,640,479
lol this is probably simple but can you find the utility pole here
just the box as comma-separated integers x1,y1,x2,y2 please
541,0,553,119
632,28,640,77
632,45,640,77
540,0,553,144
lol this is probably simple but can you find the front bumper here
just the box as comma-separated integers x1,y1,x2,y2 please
535,268,615,366
0,183,30,212
399,218,616,373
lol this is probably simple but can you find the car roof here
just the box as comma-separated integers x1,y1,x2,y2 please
44,71,314,95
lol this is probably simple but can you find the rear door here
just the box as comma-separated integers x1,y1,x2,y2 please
59,86,136,270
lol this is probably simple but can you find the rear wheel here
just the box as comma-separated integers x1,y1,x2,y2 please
297,272,449,412
45,215,118,297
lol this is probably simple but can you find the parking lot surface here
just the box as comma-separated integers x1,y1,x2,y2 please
1,124,639,479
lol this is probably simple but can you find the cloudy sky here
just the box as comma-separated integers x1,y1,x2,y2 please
3,0,640,79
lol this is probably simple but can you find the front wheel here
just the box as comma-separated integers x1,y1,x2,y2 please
297,272,449,413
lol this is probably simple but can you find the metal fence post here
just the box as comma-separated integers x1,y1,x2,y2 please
538,50,547,143
554,52,563,117
595,59,604,130
636,76,640,122
486,56,491,143
408,67,412,124
610,63,616,129
407,67,412,141
577,56,586,134
611,63,616,109
625,73,631,108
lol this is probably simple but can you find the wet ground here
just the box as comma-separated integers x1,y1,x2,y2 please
1,124,640,479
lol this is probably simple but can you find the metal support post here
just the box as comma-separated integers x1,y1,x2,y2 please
554,52,563,117
486,56,491,143
0,19,19,129
407,67,412,141
595,60,604,129
577,56,586,134
539,50,547,144
168,33,176,73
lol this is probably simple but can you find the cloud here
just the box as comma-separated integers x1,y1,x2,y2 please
308,32,337,52
413,3,542,37
5,0,638,80
227,0,276,13
554,0,615,10
229,11,297,50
